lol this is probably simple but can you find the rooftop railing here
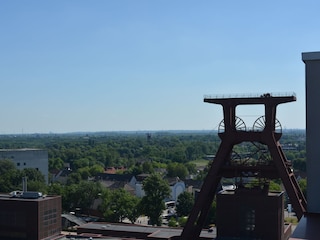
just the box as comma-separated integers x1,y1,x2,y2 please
204,92,296,99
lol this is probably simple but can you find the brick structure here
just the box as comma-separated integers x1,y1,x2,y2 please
0,194,61,240
216,190,284,240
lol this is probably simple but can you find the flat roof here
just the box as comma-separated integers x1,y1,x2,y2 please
0,148,42,152
203,92,296,106
302,51,320,61
204,92,295,99
78,222,216,239
290,213,320,239
218,190,283,197
0,193,60,202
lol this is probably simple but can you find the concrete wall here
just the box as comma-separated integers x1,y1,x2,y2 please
302,52,320,213
0,149,48,184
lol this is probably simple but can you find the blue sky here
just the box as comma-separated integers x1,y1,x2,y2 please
0,1,318,133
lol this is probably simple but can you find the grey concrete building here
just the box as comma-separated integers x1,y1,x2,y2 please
302,52,320,214
289,51,320,239
0,148,48,184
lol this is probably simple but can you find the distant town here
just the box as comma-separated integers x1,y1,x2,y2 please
0,129,306,239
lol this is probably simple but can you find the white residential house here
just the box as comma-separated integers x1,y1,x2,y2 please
170,180,185,202
134,174,186,202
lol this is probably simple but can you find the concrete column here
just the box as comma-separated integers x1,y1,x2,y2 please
302,51,320,213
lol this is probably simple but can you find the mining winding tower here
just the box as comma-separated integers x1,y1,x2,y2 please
181,92,306,240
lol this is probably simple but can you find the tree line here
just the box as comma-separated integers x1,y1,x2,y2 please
0,130,307,227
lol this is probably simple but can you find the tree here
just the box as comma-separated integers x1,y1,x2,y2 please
176,191,194,217
178,216,188,227
0,159,21,192
168,148,186,163
204,199,217,227
21,168,46,183
49,157,64,172
185,162,197,175
127,165,143,176
77,181,103,213
89,164,104,176
0,159,16,175
269,180,281,191
293,158,306,172
167,162,188,179
127,197,141,223
63,183,78,211
21,168,47,192
299,178,307,198
0,160,48,193
103,189,140,223
63,181,103,213
48,182,64,196
73,158,90,170
77,167,91,180
66,172,82,185
142,161,154,174
140,174,170,226
168,217,178,227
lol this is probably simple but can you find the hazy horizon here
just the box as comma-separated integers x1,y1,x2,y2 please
0,128,306,136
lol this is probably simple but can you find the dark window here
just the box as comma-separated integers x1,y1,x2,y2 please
245,209,255,232
240,206,256,236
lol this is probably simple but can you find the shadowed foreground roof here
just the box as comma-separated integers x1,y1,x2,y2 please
77,222,216,239
290,213,320,240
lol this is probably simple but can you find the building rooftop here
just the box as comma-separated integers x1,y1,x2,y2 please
0,193,59,202
204,92,296,100
0,148,42,152
290,213,320,240
77,222,216,239
302,51,320,61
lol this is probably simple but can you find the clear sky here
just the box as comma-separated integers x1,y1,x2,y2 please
1,1,319,134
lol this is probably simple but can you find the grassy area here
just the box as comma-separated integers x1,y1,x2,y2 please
190,159,210,167
284,217,298,225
